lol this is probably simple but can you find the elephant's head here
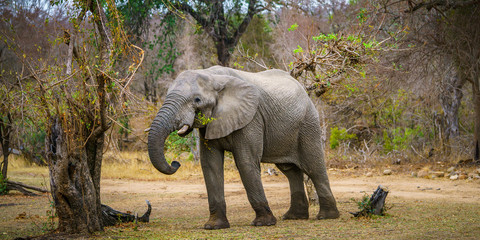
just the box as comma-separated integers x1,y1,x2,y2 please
147,68,260,174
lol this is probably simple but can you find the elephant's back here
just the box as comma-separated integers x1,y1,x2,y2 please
243,69,309,104
206,66,312,113
205,66,306,99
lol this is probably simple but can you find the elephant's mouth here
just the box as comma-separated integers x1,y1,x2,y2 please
177,124,193,137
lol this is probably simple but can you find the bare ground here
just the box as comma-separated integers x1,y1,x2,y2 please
2,171,480,239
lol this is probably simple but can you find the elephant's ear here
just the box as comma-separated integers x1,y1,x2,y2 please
205,74,260,140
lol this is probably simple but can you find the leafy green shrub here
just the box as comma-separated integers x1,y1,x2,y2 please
330,127,357,149
377,90,410,127
383,126,423,153
353,194,373,216
0,172,8,195
118,116,132,136
165,131,194,155
20,119,47,165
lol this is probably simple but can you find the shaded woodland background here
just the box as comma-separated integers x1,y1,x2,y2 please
0,0,479,235
2,0,477,166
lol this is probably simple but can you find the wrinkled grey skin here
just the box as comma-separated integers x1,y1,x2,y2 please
148,66,339,229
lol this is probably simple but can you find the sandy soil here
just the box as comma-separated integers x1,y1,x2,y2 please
100,173,480,205
97,172,480,222
2,172,480,239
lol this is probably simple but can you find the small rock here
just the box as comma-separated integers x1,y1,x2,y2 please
447,167,456,173
383,169,392,175
430,171,445,178
365,172,373,177
450,175,459,180
418,170,429,178
265,168,278,176
436,188,441,190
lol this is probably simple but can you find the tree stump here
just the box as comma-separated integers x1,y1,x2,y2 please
350,185,389,217
101,200,152,227
304,175,318,205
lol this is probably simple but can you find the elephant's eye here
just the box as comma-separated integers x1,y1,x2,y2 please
194,97,201,103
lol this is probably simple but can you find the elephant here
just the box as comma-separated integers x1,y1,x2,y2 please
147,66,339,229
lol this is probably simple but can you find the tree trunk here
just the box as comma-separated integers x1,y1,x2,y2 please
473,78,480,162
440,66,465,144
85,127,105,230
350,185,389,217
215,40,232,67
46,117,103,234
303,175,318,205
0,113,11,178
189,129,200,164
1,151,7,179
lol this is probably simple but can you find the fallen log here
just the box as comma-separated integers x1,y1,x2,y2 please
350,185,389,217
101,200,152,226
6,180,48,196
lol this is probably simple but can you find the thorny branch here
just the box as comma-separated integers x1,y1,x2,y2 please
289,34,377,97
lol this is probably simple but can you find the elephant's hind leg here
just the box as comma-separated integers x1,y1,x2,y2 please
301,159,340,220
298,123,340,220
276,163,309,220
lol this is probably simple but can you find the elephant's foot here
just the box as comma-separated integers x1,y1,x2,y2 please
251,213,277,226
282,208,309,220
204,215,230,230
316,208,340,220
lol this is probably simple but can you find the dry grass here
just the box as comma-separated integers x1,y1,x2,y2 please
5,150,276,183
6,155,49,188
101,151,265,182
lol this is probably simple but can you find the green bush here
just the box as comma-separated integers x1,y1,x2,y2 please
354,194,373,216
330,127,357,149
20,119,47,165
383,126,423,153
118,116,132,136
164,131,195,155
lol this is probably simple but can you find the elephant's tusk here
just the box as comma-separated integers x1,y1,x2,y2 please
177,125,189,134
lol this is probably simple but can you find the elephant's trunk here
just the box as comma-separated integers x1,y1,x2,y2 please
147,94,184,175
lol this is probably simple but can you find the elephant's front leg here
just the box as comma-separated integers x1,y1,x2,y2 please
200,141,230,230
233,146,277,226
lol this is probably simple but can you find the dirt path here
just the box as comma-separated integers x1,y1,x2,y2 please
96,173,480,226
100,174,480,205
